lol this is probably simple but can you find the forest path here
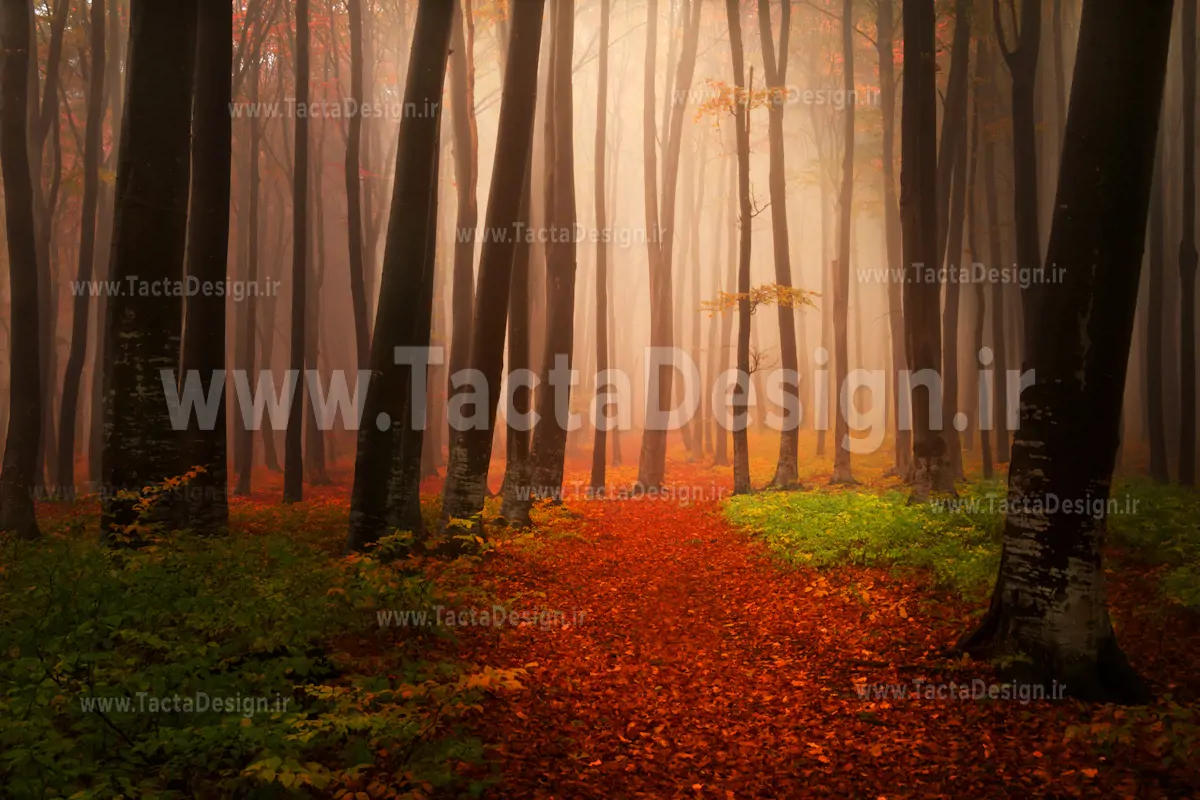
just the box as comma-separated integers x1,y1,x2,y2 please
448,470,1090,798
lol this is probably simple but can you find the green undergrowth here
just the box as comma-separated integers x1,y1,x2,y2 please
0,480,525,799
724,477,1200,607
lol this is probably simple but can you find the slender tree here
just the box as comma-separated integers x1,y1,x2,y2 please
959,0,1174,703
756,0,801,487
56,0,106,498
831,0,857,485
0,0,42,539
345,0,370,368
1147,133,1169,483
283,0,310,504
590,0,611,492
726,0,753,495
101,0,198,535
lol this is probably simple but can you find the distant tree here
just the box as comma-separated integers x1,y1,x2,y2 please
0,0,43,539
347,0,454,551
1147,132,1169,483
101,0,198,536
959,0,1174,703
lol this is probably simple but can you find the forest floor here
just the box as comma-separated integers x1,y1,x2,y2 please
426,445,1200,799
5,435,1199,799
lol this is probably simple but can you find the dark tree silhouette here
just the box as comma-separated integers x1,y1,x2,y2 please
283,0,310,504
959,0,1175,703
0,0,43,539
590,0,611,492
180,0,234,531
345,0,370,369
831,0,857,486
902,0,952,499
101,0,198,536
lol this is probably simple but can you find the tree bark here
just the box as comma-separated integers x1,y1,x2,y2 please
345,0,370,368
589,0,611,491
831,0,857,485
959,0,1174,703
726,0,752,496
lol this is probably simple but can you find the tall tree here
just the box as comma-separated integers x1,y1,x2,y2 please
902,0,953,498
347,0,454,551
590,0,611,492
529,0,578,495
345,0,370,369
994,0,1043,354
0,0,42,538
447,0,481,444
1179,0,1198,484
283,0,310,504
756,0,800,488
180,0,234,530
635,0,703,489
877,0,910,479
831,0,857,485
726,0,752,495
959,0,1174,702
101,0,198,535
442,0,546,527
56,0,106,498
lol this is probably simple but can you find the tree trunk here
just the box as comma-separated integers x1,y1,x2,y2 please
635,0,703,489
101,0,198,536
878,0,909,479
441,0,545,526
347,0,454,551
529,0,578,496
180,0,233,531
1179,0,1198,484
283,0,310,503
756,0,800,487
902,0,953,500
959,0,1174,703
55,0,106,499
0,0,42,538
235,53,264,496
345,0,370,369
994,0,1044,355
831,0,857,486
726,0,752,496
447,0,480,455
590,0,611,491
1147,132,1169,483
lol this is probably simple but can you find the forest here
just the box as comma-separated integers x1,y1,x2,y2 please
0,0,1198,796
